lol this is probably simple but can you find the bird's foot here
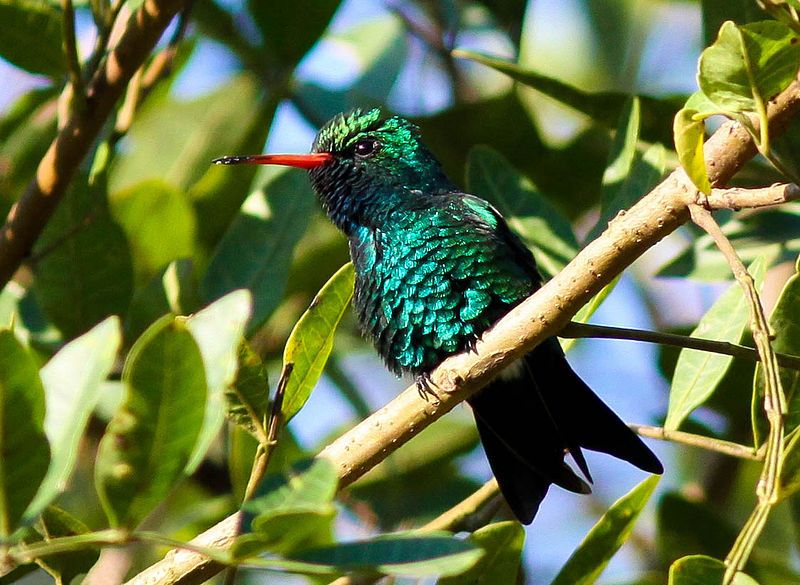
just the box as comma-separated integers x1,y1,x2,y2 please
464,334,481,354
415,373,440,403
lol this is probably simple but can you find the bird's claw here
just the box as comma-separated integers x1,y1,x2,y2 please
415,373,440,402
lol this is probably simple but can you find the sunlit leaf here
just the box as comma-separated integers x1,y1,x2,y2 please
674,108,712,195
438,521,524,585
699,20,800,115
561,276,621,353
185,290,252,472
202,168,317,330
665,257,766,430
668,555,760,585
551,475,660,585
281,263,355,422
95,316,207,528
25,318,121,520
466,146,578,278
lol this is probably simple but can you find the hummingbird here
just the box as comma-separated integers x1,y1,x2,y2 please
214,108,663,524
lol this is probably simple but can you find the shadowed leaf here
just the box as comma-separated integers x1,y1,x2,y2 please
0,330,50,538
95,317,207,528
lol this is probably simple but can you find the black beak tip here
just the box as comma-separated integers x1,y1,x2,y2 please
212,156,240,165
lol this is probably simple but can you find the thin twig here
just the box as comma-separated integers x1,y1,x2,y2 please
61,0,85,108
560,321,800,371
704,183,800,210
689,204,786,585
629,424,762,461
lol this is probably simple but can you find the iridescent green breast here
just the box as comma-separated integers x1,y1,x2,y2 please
349,193,539,374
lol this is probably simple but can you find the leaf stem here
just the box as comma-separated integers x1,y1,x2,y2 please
62,0,85,108
560,321,800,371
10,528,126,563
628,424,762,460
688,204,785,585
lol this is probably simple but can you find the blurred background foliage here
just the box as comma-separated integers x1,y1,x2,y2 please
2,0,800,583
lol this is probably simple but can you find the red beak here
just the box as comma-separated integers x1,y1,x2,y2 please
212,153,333,169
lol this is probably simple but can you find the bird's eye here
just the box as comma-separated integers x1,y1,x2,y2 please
354,140,380,158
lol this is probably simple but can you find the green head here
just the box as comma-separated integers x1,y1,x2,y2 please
214,108,454,234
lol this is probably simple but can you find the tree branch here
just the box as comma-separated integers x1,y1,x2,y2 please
126,76,800,585
0,0,188,287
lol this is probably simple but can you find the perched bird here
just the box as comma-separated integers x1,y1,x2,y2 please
214,108,663,524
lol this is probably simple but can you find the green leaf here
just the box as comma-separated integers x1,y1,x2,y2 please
33,180,134,339
588,98,666,240
466,146,579,278
551,475,660,585
25,318,121,520
0,0,64,76
184,290,252,472
438,521,524,585
110,179,197,283
674,108,712,195
248,0,340,67
757,264,800,445
202,168,316,330
665,257,766,430
281,263,355,422
602,97,641,209
225,342,270,437
235,459,337,557
36,506,101,584
245,459,338,517
0,330,50,538
281,532,483,578
233,508,336,559
668,555,760,585
124,259,200,343
451,49,682,144
699,21,800,115
109,75,262,194
95,316,207,528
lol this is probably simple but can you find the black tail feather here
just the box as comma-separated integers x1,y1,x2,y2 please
467,338,662,525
